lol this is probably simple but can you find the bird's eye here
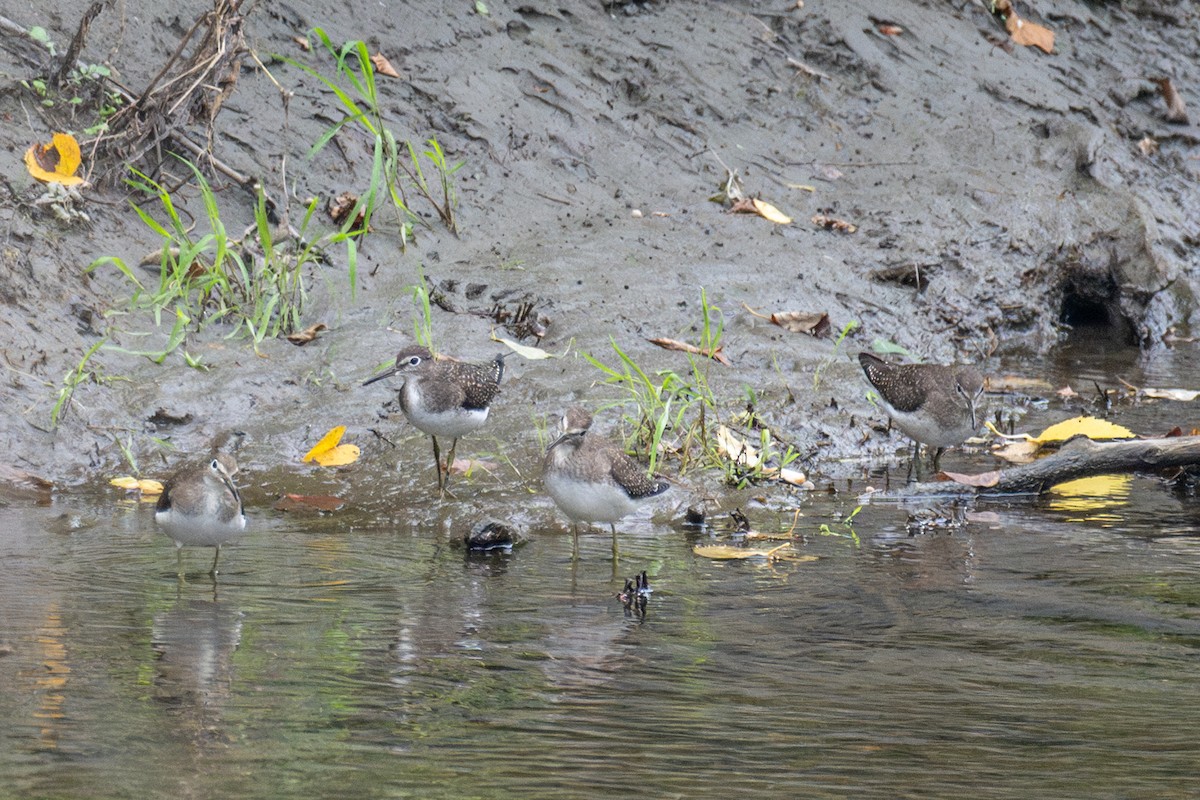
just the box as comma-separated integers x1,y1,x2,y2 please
210,459,221,470
407,355,422,366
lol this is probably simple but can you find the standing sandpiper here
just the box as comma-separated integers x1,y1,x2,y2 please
543,406,670,554
363,346,506,492
858,352,984,471
155,454,247,577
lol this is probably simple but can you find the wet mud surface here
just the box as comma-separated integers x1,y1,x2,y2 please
1,0,1199,506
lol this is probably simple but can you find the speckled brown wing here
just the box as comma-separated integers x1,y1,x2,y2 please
859,354,930,414
607,445,670,499
448,356,505,411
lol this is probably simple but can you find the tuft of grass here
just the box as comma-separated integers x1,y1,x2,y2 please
89,157,339,360
50,337,106,430
409,265,435,352
281,29,465,244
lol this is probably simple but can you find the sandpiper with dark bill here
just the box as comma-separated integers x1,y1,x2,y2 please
155,453,247,578
858,352,984,471
543,406,670,555
363,346,506,492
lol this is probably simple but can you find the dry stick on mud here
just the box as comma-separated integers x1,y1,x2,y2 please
87,0,251,187
899,435,1200,497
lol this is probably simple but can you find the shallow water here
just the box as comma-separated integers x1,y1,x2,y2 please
5,339,1200,799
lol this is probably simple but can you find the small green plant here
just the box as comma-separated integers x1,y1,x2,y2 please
813,319,859,391
284,29,466,246
582,288,733,477
50,337,106,430
817,505,862,547
409,265,435,352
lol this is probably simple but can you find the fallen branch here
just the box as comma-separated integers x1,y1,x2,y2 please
899,435,1200,497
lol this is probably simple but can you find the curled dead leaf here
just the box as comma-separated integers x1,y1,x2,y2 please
811,213,857,233
1137,136,1158,157
286,322,328,345
742,304,832,338
751,198,792,225
715,425,762,469
371,52,401,78
25,132,85,186
646,337,732,366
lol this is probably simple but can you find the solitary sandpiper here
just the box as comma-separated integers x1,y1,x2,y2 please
858,352,984,471
363,346,506,492
155,453,247,577
543,406,670,552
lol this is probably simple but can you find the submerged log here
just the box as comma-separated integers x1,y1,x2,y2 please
900,435,1200,496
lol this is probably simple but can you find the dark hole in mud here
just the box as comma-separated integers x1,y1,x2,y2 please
1059,287,1136,346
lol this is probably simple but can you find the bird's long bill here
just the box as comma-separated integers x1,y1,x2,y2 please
362,365,399,386
969,397,979,432
546,431,571,453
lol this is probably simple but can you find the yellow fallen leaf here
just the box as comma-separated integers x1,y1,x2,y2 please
25,132,85,186
109,476,164,495
693,542,792,560
304,425,361,467
1031,416,1134,444
751,198,792,225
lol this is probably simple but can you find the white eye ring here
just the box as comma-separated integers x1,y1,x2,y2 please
407,355,422,366
210,458,221,470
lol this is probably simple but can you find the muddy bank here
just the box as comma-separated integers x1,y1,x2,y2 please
0,0,1197,493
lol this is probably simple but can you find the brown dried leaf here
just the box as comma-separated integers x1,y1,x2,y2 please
1155,78,1190,124
771,310,831,338
1004,10,1054,54
728,197,758,214
1137,136,1159,156
371,52,401,78
292,35,311,51
286,322,328,346
274,493,345,512
938,470,1001,488
646,337,732,366
811,214,857,233
877,23,903,36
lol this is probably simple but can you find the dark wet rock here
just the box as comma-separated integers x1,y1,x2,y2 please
464,519,524,550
